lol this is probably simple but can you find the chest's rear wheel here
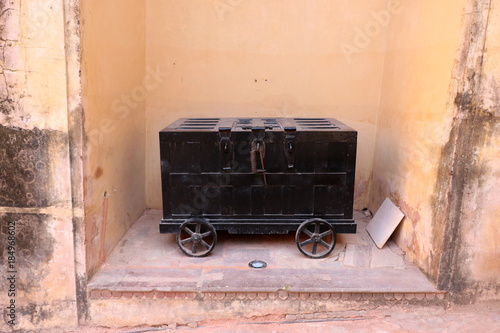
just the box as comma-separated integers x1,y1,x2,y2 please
176,218,217,257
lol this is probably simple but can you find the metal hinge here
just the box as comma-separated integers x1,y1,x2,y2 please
251,127,267,185
219,127,233,170
284,126,296,168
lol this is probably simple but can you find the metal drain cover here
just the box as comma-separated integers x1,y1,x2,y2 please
248,260,267,269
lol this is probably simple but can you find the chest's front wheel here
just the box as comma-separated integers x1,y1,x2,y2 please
296,218,336,259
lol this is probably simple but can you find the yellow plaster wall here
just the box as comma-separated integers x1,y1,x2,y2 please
0,1,69,132
79,0,499,299
80,0,146,278
145,0,396,210
0,0,78,329
369,0,467,277
465,122,500,288
462,2,500,292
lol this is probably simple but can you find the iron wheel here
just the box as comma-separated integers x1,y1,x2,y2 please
176,218,217,257
295,218,336,258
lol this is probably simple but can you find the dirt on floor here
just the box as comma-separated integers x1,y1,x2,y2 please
28,301,500,333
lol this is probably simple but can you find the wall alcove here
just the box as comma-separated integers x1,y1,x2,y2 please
78,0,500,326
1,0,498,330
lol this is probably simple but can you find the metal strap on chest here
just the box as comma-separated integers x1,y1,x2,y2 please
250,127,267,185
219,126,233,170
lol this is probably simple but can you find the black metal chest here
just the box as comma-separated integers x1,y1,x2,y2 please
159,117,357,258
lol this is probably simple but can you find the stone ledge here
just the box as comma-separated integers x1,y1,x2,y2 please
88,289,448,304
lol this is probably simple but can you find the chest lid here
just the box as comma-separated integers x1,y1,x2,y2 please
160,117,355,133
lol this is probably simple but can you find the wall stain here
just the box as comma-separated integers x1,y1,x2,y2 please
428,0,500,304
0,214,54,298
98,196,108,266
392,192,421,228
93,166,103,179
439,112,499,302
0,125,68,208
8,300,76,329
435,76,499,303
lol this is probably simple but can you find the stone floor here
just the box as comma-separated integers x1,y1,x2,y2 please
45,302,500,333
88,210,437,294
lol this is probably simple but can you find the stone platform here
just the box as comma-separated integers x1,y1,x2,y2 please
86,210,444,326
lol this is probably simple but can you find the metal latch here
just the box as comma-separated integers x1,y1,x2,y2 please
250,127,267,185
284,126,296,168
219,127,233,170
